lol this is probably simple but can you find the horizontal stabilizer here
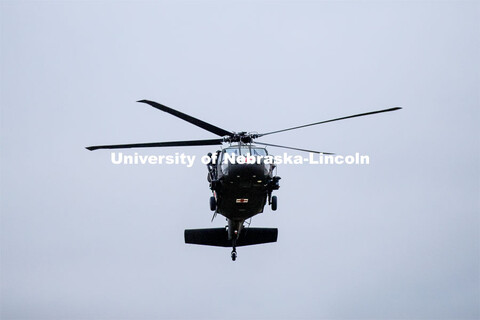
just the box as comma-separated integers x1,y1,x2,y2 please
185,228,278,247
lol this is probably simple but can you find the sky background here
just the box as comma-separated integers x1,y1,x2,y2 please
1,1,479,319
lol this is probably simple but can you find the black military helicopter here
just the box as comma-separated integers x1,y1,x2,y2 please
87,100,401,260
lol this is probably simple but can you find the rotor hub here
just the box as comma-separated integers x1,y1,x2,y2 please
224,132,259,144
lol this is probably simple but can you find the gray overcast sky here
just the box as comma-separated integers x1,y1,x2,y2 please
1,1,479,319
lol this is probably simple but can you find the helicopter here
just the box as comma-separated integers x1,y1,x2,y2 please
86,100,401,261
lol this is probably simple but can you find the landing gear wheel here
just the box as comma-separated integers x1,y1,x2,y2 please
271,195,277,211
231,250,237,261
209,196,216,211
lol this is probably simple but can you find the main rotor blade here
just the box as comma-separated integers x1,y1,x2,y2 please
259,107,402,137
255,141,334,155
138,100,233,137
86,138,223,151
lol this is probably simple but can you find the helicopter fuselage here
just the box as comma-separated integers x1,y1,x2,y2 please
215,162,270,220
207,144,280,221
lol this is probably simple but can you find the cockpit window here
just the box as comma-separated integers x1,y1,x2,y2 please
239,147,250,156
220,146,270,174
251,148,267,156
224,147,239,156
223,146,267,157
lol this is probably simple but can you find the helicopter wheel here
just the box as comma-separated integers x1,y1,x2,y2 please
271,195,277,211
231,250,237,261
209,196,216,211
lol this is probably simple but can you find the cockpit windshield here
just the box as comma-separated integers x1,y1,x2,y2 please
220,146,270,174
223,146,268,157
250,147,267,156
224,147,239,156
